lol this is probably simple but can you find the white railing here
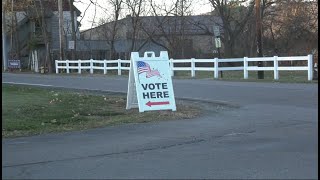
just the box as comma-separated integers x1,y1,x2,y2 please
55,59,130,75
55,54,313,80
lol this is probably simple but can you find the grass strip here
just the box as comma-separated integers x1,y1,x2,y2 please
173,70,317,83
2,84,200,138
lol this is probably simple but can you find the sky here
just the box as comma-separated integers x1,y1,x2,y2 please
73,0,213,31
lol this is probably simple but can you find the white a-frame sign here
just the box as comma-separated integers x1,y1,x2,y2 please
126,51,176,112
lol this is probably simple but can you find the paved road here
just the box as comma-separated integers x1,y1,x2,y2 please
2,73,318,179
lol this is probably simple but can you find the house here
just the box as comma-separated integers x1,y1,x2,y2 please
80,15,223,59
4,0,82,72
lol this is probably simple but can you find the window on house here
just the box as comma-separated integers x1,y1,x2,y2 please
34,20,42,36
64,20,72,35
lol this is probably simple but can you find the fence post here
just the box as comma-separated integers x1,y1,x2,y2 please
191,58,195,77
104,60,107,74
243,57,248,79
273,56,279,80
118,59,121,75
90,59,93,74
78,60,81,74
66,60,70,74
55,60,58,74
308,54,313,81
214,58,219,78
170,58,174,76
314,62,318,80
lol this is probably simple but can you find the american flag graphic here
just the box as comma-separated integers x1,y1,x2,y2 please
137,61,162,78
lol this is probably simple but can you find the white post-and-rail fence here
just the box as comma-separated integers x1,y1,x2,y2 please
55,59,130,76
55,54,314,81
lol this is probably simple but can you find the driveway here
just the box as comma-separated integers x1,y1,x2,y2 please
2,73,318,179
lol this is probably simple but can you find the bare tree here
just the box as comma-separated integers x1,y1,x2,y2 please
208,0,255,57
90,0,124,59
18,0,54,72
40,0,53,72
88,0,98,58
125,0,145,52
143,0,194,58
108,0,124,59
11,0,21,60
149,0,179,56
5,0,22,60
262,0,318,56
174,0,193,58
3,0,41,68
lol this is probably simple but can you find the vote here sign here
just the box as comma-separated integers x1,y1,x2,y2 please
126,51,176,112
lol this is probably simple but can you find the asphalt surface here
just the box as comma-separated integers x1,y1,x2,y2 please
2,73,318,179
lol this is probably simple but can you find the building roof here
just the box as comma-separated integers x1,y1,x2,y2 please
82,15,223,36
140,15,223,35
5,0,81,16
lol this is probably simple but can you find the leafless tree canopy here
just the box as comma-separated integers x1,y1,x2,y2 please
4,0,318,67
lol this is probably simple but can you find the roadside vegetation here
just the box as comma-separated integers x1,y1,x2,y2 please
173,71,318,83
50,69,318,83
2,84,200,138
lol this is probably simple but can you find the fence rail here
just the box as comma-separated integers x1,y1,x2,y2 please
55,54,314,81
55,59,130,75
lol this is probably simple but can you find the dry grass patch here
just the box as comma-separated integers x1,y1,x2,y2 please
2,84,200,138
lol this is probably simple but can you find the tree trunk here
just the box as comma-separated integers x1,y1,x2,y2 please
14,12,20,60
39,0,52,73
58,0,64,60
2,2,8,71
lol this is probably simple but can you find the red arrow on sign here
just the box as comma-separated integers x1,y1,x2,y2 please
146,101,170,107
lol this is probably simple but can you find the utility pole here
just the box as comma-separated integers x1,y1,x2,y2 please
255,0,264,79
10,0,13,57
180,0,184,58
2,1,8,71
58,0,64,60
69,0,76,60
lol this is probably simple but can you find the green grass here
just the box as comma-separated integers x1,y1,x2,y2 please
2,84,200,138
173,70,318,83
55,70,317,83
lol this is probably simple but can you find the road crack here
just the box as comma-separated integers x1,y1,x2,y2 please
3,130,257,168
3,138,206,168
